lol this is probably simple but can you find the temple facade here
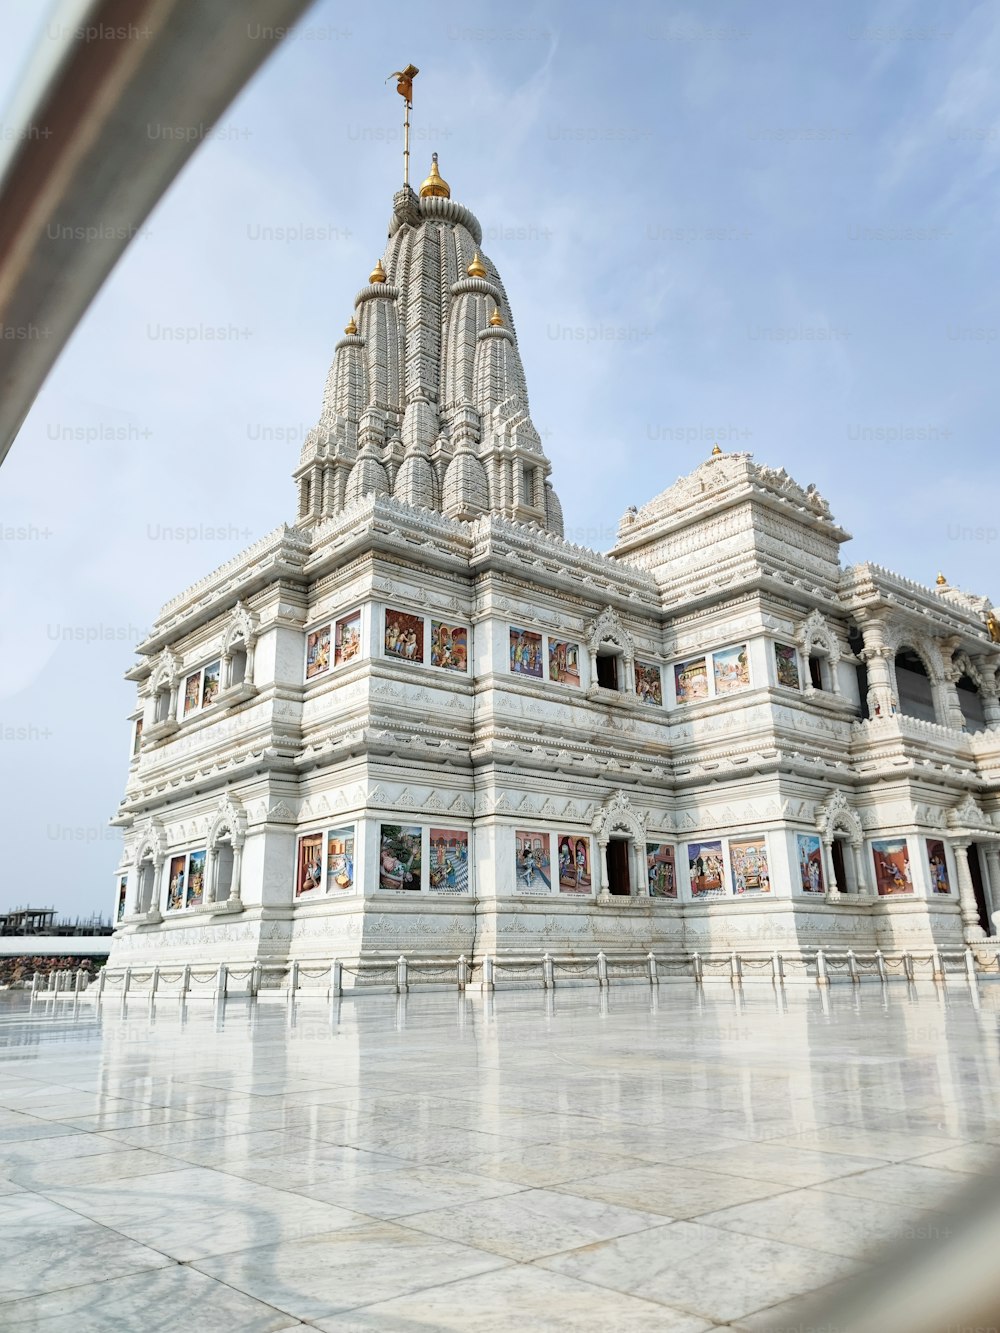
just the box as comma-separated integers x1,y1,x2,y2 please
108,157,1000,977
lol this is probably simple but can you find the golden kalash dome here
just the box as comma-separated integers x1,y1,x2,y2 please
467,251,487,278
419,152,450,199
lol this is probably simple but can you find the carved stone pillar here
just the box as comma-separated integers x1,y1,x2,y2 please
623,655,636,695
230,843,244,905
851,840,869,894
597,838,611,901
822,837,840,898
131,862,145,914
245,640,256,687
976,662,1000,729
588,648,598,689
951,841,985,942
203,848,217,905
857,618,895,719
982,848,1000,934
938,662,966,731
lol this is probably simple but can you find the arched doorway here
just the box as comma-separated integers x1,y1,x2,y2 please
593,791,647,902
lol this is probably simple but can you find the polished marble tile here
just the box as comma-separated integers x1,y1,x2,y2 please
401,1186,670,1261
2,1265,303,1333
43,1163,365,1261
698,1185,931,1259
539,1218,860,1323
311,1263,713,1331
676,1140,885,1186
911,1141,1000,1175
192,1220,510,1319
0,1192,170,1302
3,982,1000,1325
553,1161,793,1218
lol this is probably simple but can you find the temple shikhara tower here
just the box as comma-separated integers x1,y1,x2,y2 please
109,84,1000,979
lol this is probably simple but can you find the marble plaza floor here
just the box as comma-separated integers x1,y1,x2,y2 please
1,982,1000,1332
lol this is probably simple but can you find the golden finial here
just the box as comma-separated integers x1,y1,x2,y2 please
369,258,386,284
711,443,722,456
420,152,451,199
467,251,487,279
936,572,947,586
489,306,504,327
344,315,358,335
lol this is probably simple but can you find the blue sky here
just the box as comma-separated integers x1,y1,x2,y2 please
1,0,998,918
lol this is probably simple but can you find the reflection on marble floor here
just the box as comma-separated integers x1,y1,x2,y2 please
1,983,999,1331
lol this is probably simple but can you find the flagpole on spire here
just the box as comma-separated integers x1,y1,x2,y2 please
388,64,419,188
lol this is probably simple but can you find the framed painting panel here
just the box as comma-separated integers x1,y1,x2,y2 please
926,839,951,895
556,834,592,893
514,829,551,892
674,657,708,704
872,838,913,895
687,840,725,896
646,843,677,898
429,828,470,892
326,827,356,893
713,644,750,694
379,824,422,890
334,612,362,668
384,610,425,665
635,660,663,706
510,628,543,678
730,837,771,894
430,622,468,672
296,833,324,896
548,639,581,687
305,624,332,679
797,834,824,893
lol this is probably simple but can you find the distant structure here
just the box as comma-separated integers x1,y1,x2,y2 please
0,906,111,937
107,80,1000,979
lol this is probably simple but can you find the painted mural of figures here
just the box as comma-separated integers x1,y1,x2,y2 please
646,843,677,897
428,829,469,892
510,628,543,678
926,839,951,894
713,645,750,694
515,830,551,891
379,825,422,890
872,838,912,896
334,613,361,667
384,611,424,665
306,625,332,678
430,622,468,672
687,840,725,895
635,661,663,706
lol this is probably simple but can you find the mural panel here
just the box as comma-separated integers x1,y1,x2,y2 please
687,840,725,895
326,827,355,893
334,613,362,668
186,850,206,908
872,838,913,895
430,622,468,672
296,833,324,896
926,839,951,895
116,875,128,922
556,835,591,893
429,828,469,892
379,824,422,891
201,662,221,710
774,643,801,689
183,670,202,715
515,829,551,892
797,834,824,893
713,645,750,694
384,610,424,664
548,639,581,686
674,657,708,703
166,855,186,912
635,660,663,706
305,625,332,679
510,628,543,678
730,837,771,894
646,843,677,898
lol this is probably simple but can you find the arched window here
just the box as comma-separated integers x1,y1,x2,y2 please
957,674,987,733
894,649,936,723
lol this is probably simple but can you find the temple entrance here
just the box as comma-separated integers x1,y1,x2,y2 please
831,838,849,893
607,839,631,895
969,844,993,935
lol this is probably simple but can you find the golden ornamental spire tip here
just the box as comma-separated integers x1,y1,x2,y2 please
369,258,386,284
344,316,358,335
420,152,451,199
711,443,722,456
936,572,947,586
467,251,487,279
489,306,504,327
